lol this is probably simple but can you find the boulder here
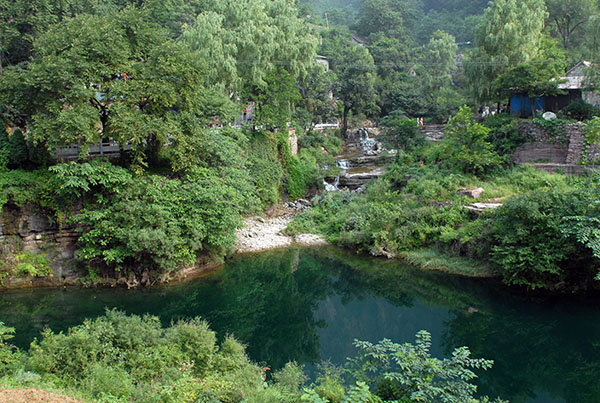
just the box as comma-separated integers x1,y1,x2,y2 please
458,187,484,199
465,203,503,214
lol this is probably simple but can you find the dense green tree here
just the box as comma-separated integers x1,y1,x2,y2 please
318,26,353,63
422,30,458,93
438,105,501,175
546,0,598,50
297,64,337,132
465,0,547,103
492,38,566,116
6,130,28,168
355,0,422,42
417,10,483,44
253,68,302,128
0,127,8,168
383,73,430,118
493,62,561,117
422,0,489,14
368,34,411,81
0,0,124,70
381,111,423,153
586,14,600,57
329,43,377,134
11,8,228,170
0,0,60,69
491,187,600,290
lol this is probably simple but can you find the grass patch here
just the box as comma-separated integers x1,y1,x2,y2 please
398,248,495,278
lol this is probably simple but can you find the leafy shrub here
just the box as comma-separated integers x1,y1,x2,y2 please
349,331,495,402
0,169,51,209
289,165,470,258
2,312,506,402
583,116,600,165
25,310,270,402
436,106,501,175
74,172,246,275
381,111,424,152
49,160,131,200
298,130,343,156
13,252,52,278
0,322,21,376
532,117,572,143
246,131,284,207
277,131,319,200
482,113,525,156
490,187,600,290
564,99,599,121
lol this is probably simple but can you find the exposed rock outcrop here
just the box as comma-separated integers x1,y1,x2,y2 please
0,204,79,287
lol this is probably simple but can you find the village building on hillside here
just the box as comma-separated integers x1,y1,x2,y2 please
510,61,599,117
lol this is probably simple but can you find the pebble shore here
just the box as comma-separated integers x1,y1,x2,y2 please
235,214,327,254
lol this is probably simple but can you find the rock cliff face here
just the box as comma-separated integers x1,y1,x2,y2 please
0,204,223,289
0,204,80,287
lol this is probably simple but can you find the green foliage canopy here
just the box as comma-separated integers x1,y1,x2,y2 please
465,0,548,102
438,106,501,175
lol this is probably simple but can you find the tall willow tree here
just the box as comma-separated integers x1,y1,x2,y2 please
464,0,547,103
422,30,457,94
180,0,318,119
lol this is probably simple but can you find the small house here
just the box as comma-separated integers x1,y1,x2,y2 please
545,61,599,111
510,61,599,117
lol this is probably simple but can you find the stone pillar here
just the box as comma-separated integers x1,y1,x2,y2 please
566,124,585,164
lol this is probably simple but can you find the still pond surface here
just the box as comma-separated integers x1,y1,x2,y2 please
0,246,599,402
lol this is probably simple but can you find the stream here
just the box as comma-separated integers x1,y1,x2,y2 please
324,127,392,191
0,246,599,402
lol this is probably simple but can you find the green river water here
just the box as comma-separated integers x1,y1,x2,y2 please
0,246,599,402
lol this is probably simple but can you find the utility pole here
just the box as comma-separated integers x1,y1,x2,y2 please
325,13,329,29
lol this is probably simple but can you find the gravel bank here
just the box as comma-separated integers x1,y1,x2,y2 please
235,215,327,254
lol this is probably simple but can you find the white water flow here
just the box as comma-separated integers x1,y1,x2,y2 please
337,159,351,170
359,128,379,154
324,176,340,192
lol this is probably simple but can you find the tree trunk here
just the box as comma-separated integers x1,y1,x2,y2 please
342,104,350,137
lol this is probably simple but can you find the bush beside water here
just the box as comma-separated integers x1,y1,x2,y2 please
0,310,502,403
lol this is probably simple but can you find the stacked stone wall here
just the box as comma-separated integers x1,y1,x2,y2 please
0,204,79,286
514,121,590,167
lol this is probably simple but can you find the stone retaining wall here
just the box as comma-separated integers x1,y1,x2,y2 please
512,142,568,164
0,204,79,286
514,121,598,168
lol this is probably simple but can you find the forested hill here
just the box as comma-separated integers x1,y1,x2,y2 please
299,0,490,42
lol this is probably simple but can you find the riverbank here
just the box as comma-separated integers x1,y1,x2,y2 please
0,205,328,290
399,249,495,278
235,215,328,254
